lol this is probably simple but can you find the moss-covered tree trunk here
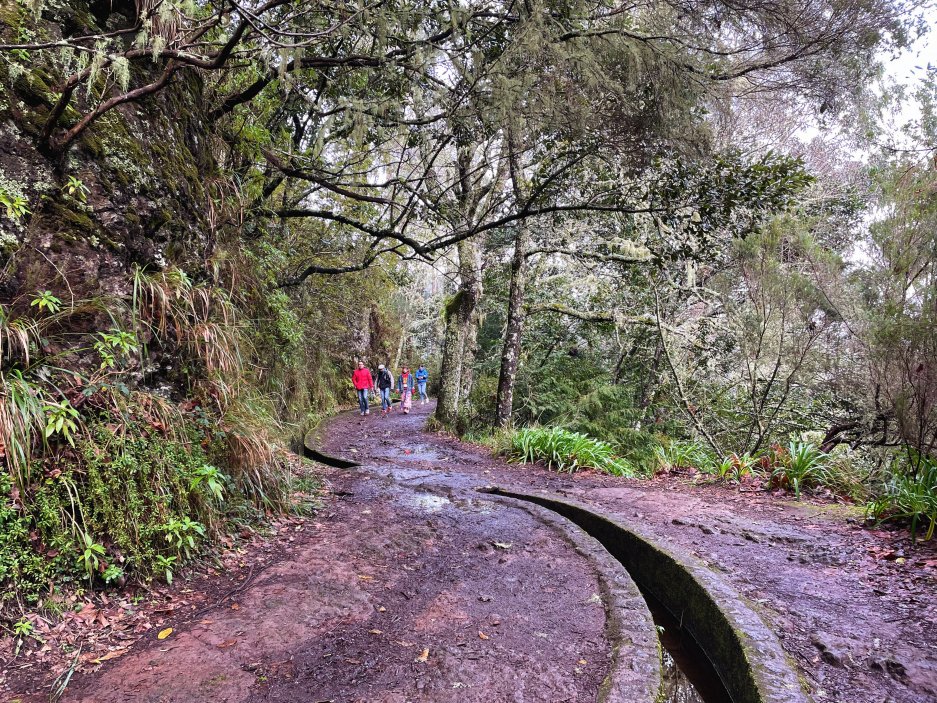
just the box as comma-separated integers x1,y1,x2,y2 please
436,238,482,426
495,127,531,427
460,307,480,401
494,220,531,427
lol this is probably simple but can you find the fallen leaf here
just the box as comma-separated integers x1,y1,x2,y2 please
414,647,430,663
578,659,587,665
230,603,240,610
369,629,383,635
217,639,238,648
478,631,489,640
358,575,374,581
376,606,386,612
157,628,173,640
94,649,128,664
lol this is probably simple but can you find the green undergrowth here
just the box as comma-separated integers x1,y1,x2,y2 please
657,438,936,540
474,415,935,540
499,426,637,477
0,416,319,622
0,262,327,626
867,455,937,541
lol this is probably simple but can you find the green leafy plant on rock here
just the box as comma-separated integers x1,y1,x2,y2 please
0,189,29,221
30,290,62,315
62,175,90,203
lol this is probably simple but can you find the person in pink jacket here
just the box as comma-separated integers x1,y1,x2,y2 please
352,361,374,416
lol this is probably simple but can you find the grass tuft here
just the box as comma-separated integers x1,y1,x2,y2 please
502,426,635,476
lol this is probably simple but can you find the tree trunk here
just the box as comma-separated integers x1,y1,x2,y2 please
494,125,530,428
460,311,480,401
495,220,531,427
435,238,483,426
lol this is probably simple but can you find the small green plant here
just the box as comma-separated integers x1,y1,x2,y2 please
30,290,62,314
506,426,633,476
13,617,33,638
154,555,177,584
77,532,105,581
0,190,29,220
655,440,711,471
190,464,226,502
102,564,124,585
730,452,758,482
161,516,205,559
771,441,829,498
43,399,81,446
63,176,90,203
93,328,139,369
705,455,736,479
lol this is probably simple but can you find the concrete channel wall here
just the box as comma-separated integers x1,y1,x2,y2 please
490,489,812,703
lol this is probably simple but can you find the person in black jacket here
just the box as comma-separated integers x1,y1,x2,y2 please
375,364,394,415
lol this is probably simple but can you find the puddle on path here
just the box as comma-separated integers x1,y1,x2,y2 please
408,492,451,512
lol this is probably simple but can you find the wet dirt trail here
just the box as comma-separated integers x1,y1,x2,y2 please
47,402,937,703
315,404,937,703
55,404,625,703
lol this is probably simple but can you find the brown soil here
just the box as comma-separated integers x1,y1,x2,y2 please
28,404,620,703
318,403,937,703
8,402,936,703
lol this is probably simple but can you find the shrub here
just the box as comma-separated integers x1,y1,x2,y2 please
867,456,937,541
504,426,635,476
769,440,830,498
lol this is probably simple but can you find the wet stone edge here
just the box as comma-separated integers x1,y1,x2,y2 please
484,488,812,703
485,493,663,703
302,431,361,468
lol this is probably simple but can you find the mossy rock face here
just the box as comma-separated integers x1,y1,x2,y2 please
0,3,218,362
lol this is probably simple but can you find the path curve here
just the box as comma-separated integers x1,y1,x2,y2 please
58,404,660,703
316,403,937,703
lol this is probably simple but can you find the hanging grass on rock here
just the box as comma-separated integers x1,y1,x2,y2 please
503,426,635,476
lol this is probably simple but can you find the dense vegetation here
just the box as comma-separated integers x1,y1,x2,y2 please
0,0,934,633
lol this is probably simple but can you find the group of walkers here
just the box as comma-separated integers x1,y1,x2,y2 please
352,361,429,417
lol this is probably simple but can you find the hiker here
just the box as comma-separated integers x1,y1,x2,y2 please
352,361,373,416
415,364,428,404
397,365,415,414
375,363,394,414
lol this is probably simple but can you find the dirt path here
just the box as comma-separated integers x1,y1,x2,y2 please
52,405,624,703
15,403,935,703
317,404,937,703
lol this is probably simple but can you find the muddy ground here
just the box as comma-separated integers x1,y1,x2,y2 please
6,402,936,702
31,407,619,703
317,403,937,703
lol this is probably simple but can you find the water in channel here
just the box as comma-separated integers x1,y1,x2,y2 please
644,590,734,703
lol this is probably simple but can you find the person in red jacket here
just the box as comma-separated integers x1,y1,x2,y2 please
352,361,374,416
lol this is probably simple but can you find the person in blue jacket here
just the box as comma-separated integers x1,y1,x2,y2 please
415,364,429,405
